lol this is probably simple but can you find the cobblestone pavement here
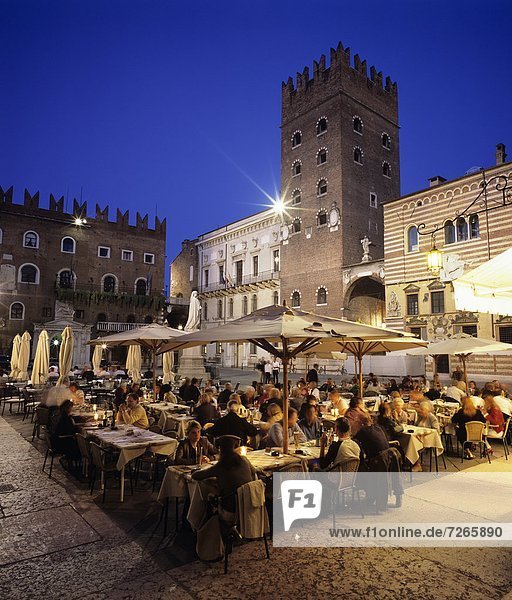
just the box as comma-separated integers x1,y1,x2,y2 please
1,414,512,600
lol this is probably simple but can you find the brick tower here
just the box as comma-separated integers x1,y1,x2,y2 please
279,42,400,317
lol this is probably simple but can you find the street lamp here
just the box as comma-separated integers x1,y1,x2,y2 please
74,217,87,226
427,238,443,276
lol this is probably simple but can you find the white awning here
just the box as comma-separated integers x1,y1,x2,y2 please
453,247,512,316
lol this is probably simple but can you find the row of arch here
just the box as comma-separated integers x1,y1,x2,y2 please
292,158,391,178
0,230,77,252
291,117,392,149
291,117,328,146
203,291,280,321
406,214,480,252
291,287,328,308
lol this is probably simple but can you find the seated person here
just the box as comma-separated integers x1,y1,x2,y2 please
319,416,360,470
354,414,390,461
365,377,381,394
414,401,440,431
174,421,216,465
68,382,85,406
289,386,304,411
445,380,466,403
328,391,348,416
376,402,403,441
491,390,512,418
259,388,283,421
192,435,256,515
267,407,307,448
116,393,149,429
307,381,320,400
207,400,258,445
391,396,410,424
217,383,234,406
319,378,336,393
194,393,219,426
298,404,323,441
128,382,144,399
298,394,320,420
258,403,283,436
46,377,72,407
483,393,505,436
114,383,128,408
240,385,256,407
344,397,370,436
386,379,400,394
451,396,486,459
52,399,81,462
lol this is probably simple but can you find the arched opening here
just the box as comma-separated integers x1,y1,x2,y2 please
135,279,147,295
345,277,385,327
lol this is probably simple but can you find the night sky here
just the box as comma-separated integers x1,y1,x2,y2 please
2,0,511,287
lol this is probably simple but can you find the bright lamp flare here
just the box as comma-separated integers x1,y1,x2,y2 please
427,244,443,275
272,198,285,215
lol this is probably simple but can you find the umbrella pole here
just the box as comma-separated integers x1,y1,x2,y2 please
152,348,157,400
283,357,289,454
358,354,363,402
462,356,469,394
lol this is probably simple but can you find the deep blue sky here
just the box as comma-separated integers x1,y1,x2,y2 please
2,0,511,282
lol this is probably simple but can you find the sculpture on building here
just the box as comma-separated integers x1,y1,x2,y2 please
360,236,373,262
184,291,201,331
387,291,402,317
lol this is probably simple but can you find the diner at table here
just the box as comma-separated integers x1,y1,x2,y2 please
206,399,258,444
266,407,307,448
318,416,360,470
116,393,149,429
298,403,323,441
344,396,370,436
194,393,219,426
174,421,217,465
451,396,486,459
414,401,440,431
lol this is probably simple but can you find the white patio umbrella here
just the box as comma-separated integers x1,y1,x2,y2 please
31,330,49,386
9,334,21,379
453,248,512,315
158,305,413,452
17,331,32,381
92,344,103,374
126,344,142,384
407,333,512,392
302,338,427,400
58,326,74,384
89,323,183,397
162,351,175,384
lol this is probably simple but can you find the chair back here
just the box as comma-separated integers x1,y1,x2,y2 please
163,430,179,439
236,479,268,539
333,458,359,491
44,431,55,451
36,406,50,427
76,433,91,461
465,421,485,442
89,442,107,469
406,409,417,423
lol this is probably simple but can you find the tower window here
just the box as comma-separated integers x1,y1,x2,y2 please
292,160,302,176
317,148,327,165
102,275,117,293
10,302,25,320
19,263,39,284
317,179,327,196
291,218,301,234
382,162,391,178
23,231,39,248
353,147,363,165
291,291,301,308
135,278,147,295
353,117,363,134
61,237,76,253
58,269,75,289
382,133,391,149
292,130,302,148
98,246,110,258
292,189,301,205
316,117,327,135
316,287,327,305
316,210,328,227
370,192,377,208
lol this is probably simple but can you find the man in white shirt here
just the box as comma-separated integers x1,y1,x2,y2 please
272,358,280,385
445,380,466,403
493,394,512,417
308,381,320,400
264,360,272,384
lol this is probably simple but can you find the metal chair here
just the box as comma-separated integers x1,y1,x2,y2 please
32,405,49,441
22,389,39,421
485,418,511,459
89,442,132,502
330,459,363,527
76,433,92,478
462,421,491,464
0,386,22,415
42,431,73,477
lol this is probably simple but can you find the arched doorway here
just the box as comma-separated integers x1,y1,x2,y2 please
345,277,385,326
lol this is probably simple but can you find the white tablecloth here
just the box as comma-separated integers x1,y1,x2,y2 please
399,425,444,465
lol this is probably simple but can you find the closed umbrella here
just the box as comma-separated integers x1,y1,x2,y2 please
126,344,142,384
9,334,21,379
92,344,103,374
17,331,32,381
162,351,175,384
31,330,50,386
159,305,413,452
58,326,74,384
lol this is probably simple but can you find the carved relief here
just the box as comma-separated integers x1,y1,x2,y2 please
387,291,401,317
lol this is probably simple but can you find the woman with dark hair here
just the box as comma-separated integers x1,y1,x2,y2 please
319,417,360,470
192,435,256,514
386,379,400,394
354,414,389,461
376,402,403,441
344,397,370,436
52,399,81,462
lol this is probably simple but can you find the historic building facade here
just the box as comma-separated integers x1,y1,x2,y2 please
383,145,512,378
170,209,281,367
0,186,166,358
278,42,400,322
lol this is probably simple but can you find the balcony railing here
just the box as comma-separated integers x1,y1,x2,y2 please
96,322,144,332
55,284,165,311
200,270,279,293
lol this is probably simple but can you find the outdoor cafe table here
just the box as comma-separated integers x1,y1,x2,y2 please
158,412,195,437
85,424,177,501
398,425,444,468
72,406,113,421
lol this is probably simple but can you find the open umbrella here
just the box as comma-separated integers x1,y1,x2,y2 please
89,323,183,397
58,326,74,384
162,351,175,384
158,305,413,452
126,344,142,384
92,344,103,374
9,334,21,379
407,333,512,391
17,331,32,381
302,338,427,400
31,330,49,386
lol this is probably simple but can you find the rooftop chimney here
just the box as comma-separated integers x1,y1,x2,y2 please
496,143,507,165
428,175,447,188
